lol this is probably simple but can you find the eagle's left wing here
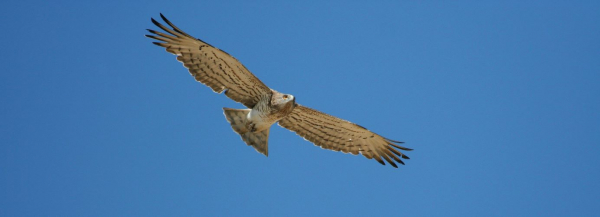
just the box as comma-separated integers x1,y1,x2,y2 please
278,105,412,168
146,14,271,108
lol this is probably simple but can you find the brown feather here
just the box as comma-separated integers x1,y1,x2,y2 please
278,105,411,167
146,14,271,108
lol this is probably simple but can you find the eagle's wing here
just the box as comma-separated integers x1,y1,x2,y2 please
278,105,411,168
146,14,271,108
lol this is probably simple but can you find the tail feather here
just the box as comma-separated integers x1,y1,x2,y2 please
241,128,269,156
223,108,270,156
223,108,250,134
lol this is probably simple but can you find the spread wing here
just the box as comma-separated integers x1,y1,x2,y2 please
146,14,271,108
278,105,412,168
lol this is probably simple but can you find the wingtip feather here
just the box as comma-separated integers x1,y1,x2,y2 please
390,143,413,151
152,42,167,47
151,17,160,26
374,157,385,166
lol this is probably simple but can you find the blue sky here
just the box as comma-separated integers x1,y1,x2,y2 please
2,1,599,216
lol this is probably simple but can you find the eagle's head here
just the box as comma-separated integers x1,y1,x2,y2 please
271,91,296,113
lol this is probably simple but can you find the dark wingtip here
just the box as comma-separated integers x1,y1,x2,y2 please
386,138,405,144
152,42,166,47
390,143,413,151
160,13,169,23
151,17,160,26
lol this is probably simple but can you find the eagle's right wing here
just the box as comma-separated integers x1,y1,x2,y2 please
146,14,271,108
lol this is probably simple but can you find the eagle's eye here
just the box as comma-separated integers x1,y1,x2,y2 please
283,95,288,99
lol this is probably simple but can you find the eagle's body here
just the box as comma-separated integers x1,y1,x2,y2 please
221,89,296,156
147,14,412,168
248,90,296,133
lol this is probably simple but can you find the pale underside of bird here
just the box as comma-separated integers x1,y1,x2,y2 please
146,14,412,168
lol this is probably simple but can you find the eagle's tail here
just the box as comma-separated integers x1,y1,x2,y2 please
223,108,269,156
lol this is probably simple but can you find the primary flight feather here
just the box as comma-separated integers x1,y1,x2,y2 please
146,14,412,168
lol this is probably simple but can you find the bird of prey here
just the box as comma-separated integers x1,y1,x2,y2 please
146,14,412,168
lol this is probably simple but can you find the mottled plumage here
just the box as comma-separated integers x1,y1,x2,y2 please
146,14,412,168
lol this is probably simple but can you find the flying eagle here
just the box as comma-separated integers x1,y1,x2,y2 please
146,14,412,168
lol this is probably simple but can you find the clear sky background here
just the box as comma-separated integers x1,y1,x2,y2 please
2,1,599,216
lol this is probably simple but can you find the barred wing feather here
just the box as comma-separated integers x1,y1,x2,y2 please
278,105,411,168
146,14,271,108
